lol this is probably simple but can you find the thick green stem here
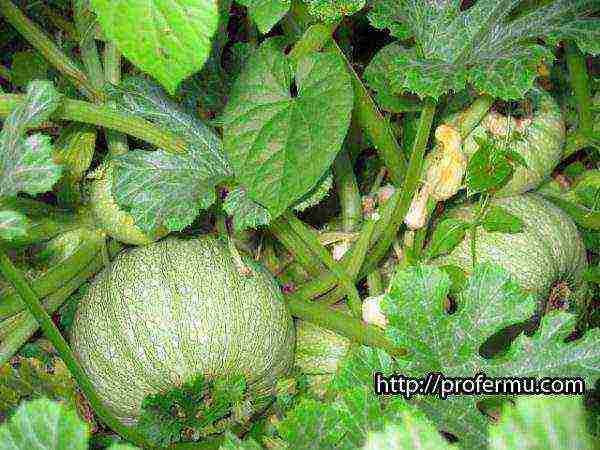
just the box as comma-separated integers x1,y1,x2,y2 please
455,95,494,139
334,149,362,232
284,213,363,317
294,100,437,302
73,0,104,95
285,294,406,357
565,41,593,139
103,43,129,156
366,270,383,296
0,0,102,101
0,94,188,154
0,198,90,249
287,22,338,68
330,40,407,185
0,227,103,320
270,219,325,278
0,247,154,447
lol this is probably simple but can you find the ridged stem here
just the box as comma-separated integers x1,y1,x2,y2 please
285,294,406,357
0,94,187,154
565,41,593,139
73,0,104,96
284,212,363,317
330,40,407,185
334,148,362,232
103,43,130,156
0,0,102,101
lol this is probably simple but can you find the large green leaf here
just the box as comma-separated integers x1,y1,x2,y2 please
109,77,231,232
380,263,600,449
90,0,220,94
303,0,366,22
221,44,353,219
238,0,291,34
0,398,88,450
489,396,594,449
364,0,597,100
222,187,271,232
0,81,63,198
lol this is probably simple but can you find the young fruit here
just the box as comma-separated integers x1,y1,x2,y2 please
70,236,295,425
433,193,588,307
88,162,167,245
453,88,565,196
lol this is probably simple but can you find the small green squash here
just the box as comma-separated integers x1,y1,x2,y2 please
449,88,565,196
434,193,588,305
294,318,351,396
70,236,295,425
88,162,167,245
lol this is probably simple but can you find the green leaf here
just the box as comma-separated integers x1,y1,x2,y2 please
381,264,537,449
291,170,333,212
222,187,271,232
426,218,470,259
90,0,220,94
489,396,594,450
221,44,353,219
110,77,231,233
0,398,88,450
0,81,63,198
364,0,596,100
219,431,264,450
363,406,456,450
137,374,252,446
238,0,291,34
465,138,513,196
0,210,28,241
10,51,49,88
481,206,524,234
548,18,600,56
303,0,366,22
0,353,80,421
367,0,411,40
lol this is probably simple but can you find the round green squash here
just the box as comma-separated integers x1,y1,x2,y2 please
70,236,295,425
88,162,167,245
450,88,565,197
294,318,351,396
434,193,588,304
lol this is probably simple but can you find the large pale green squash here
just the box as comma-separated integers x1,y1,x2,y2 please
70,236,295,425
450,88,565,196
434,193,588,304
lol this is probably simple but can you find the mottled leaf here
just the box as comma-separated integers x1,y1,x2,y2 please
304,0,366,22
0,81,63,198
238,0,291,34
90,0,220,94
481,206,524,234
291,170,333,212
364,0,596,100
465,138,514,196
110,77,231,232
219,432,263,450
426,218,470,259
0,210,28,241
221,44,353,219
0,398,87,450
489,396,594,450
222,187,271,232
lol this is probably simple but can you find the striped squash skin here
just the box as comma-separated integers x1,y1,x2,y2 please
294,319,350,395
435,194,587,301
455,88,565,197
70,236,295,425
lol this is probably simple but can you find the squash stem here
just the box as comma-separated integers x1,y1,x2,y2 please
284,292,407,358
283,212,364,317
334,145,362,233
0,248,152,448
565,41,593,140
0,94,188,155
0,0,102,101
103,43,130,157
